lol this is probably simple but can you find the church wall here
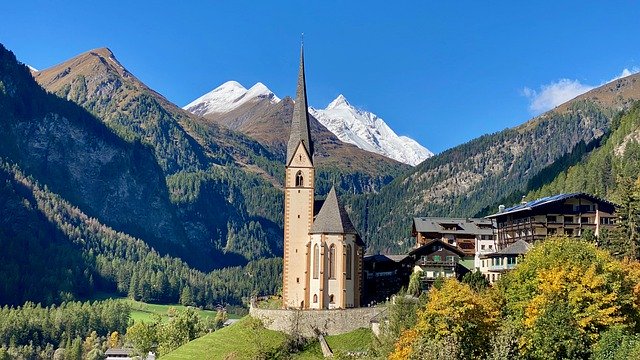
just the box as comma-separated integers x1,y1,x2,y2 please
283,144,315,309
249,305,383,337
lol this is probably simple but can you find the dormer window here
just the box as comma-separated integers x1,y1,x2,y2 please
295,171,304,187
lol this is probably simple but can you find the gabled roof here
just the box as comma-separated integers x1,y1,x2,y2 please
482,240,532,258
408,238,466,258
486,192,617,219
364,254,409,263
413,217,495,236
286,44,313,165
310,186,357,235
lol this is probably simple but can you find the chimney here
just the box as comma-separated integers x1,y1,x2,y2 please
498,204,506,213
521,196,527,205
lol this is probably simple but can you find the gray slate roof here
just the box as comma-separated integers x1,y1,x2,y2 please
310,186,357,234
413,217,495,236
286,44,313,165
483,239,531,258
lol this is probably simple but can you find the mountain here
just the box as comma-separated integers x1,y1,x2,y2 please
0,44,185,259
185,82,411,194
184,81,280,116
349,72,640,253
525,101,640,202
309,94,433,166
32,47,288,270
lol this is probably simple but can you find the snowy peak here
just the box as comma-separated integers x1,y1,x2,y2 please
309,95,433,166
184,81,280,116
327,94,350,109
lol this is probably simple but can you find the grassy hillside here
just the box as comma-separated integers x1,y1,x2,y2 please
163,316,374,360
162,317,287,360
293,328,374,359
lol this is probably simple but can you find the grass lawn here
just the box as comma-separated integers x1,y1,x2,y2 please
293,328,374,359
87,293,241,323
162,316,287,360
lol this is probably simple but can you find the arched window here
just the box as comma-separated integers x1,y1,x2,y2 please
329,244,336,279
329,294,335,304
295,171,304,187
346,245,352,280
313,294,318,303
313,244,319,279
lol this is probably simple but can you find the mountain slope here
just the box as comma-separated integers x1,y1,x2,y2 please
186,85,411,193
0,44,186,258
349,73,640,253
310,94,433,166
33,47,287,269
526,101,640,202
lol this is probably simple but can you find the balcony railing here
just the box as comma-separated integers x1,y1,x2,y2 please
489,263,517,271
417,260,457,267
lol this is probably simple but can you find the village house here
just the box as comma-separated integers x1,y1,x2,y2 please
486,193,617,250
479,239,531,284
408,239,470,290
363,254,412,304
412,217,495,261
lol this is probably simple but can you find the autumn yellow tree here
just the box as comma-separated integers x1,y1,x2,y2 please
390,279,498,360
497,236,640,359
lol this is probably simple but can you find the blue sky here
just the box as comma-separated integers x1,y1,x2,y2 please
2,1,639,153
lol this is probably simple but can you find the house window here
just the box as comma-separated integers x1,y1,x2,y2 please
329,294,334,304
346,245,352,280
295,171,304,187
564,216,573,224
481,245,486,250
329,244,336,279
313,294,318,303
601,217,615,225
433,255,441,262
313,244,319,279
446,256,455,263
581,217,589,224
564,229,574,236
547,216,557,223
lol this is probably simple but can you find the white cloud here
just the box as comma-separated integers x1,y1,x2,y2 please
523,67,640,114
608,67,640,82
523,79,594,114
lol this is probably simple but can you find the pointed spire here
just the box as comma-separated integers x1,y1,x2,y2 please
286,41,313,165
310,186,357,234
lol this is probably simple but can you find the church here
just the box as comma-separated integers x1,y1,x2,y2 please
282,45,364,310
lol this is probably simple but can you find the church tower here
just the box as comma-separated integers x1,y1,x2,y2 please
283,44,315,309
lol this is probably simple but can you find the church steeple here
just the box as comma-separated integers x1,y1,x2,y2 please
286,43,313,165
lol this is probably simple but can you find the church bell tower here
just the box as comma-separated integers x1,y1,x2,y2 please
282,44,315,309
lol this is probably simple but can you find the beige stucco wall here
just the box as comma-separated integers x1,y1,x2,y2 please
308,234,358,309
283,143,314,309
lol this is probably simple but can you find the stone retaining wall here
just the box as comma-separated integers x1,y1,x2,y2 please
249,305,384,337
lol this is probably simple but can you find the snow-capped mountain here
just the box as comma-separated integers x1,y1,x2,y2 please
183,81,280,116
309,95,433,166
185,82,432,166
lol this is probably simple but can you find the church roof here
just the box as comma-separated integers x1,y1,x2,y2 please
286,44,313,165
310,186,357,234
